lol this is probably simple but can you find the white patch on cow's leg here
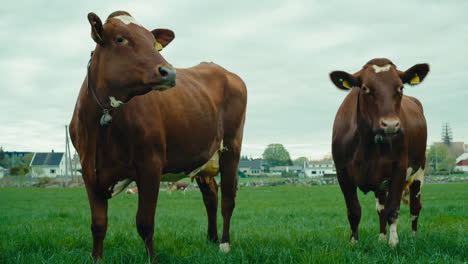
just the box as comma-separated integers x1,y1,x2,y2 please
378,233,386,242
109,96,125,108
372,64,391,73
412,230,417,237
350,237,358,244
219,243,231,253
375,198,384,213
388,220,399,247
411,214,418,221
113,15,143,27
413,169,425,197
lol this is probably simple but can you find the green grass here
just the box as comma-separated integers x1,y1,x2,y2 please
0,184,467,263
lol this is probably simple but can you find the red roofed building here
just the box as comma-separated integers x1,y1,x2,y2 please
455,153,468,172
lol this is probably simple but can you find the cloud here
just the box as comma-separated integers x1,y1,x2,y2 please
0,0,467,161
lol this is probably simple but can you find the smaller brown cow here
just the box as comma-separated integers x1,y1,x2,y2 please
167,181,189,194
330,58,429,247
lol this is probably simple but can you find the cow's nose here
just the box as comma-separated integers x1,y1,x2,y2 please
380,118,400,134
158,67,176,87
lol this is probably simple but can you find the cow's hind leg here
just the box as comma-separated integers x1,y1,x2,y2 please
135,162,162,262
218,141,241,253
196,177,219,242
337,169,361,243
409,180,422,236
375,191,387,241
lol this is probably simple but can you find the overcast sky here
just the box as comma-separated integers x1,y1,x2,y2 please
1,0,467,159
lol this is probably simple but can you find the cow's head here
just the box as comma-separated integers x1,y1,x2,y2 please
330,58,429,142
88,11,176,107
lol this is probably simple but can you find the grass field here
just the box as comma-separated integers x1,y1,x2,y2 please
0,184,467,263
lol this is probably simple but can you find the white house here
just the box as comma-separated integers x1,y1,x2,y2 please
455,153,468,172
29,151,67,177
303,161,336,177
0,166,4,179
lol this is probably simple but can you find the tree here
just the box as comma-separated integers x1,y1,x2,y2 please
22,153,34,167
427,144,456,173
262,144,292,167
293,156,309,166
441,123,453,146
0,147,4,166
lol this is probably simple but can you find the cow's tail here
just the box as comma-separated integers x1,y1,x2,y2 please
401,186,411,205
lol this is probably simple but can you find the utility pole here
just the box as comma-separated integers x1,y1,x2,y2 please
65,125,75,181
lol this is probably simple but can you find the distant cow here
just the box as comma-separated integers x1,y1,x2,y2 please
329,58,429,247
69,11,246,261
126,187,138,194
167,182,189,194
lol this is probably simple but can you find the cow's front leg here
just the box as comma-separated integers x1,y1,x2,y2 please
374,190,387,241
87,190,108,260
135,161,162,261
337,169,361,243
385,163,406,247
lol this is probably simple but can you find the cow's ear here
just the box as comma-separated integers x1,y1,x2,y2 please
401,63,430,85
88,12,104,45
151,29,175,51
330,71,360,91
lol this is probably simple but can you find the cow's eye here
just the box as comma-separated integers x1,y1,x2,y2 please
115,37,127,44
397,86,404,93
361,86,370,94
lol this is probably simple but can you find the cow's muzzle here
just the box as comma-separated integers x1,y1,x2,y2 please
379,118,400,135
154,66,176,90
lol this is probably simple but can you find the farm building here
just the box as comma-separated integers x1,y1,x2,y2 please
29,151,66,177
455,153,468,172
239,159,264,176
270,165,304,175
0,166,4,178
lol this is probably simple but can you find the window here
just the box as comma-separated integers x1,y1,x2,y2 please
50,169,56,174
312,171,316,174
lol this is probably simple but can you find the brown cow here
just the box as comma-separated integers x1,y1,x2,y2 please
167,181,190,194
329,58,429,247
69,11,247,261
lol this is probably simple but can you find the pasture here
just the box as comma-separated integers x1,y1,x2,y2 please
0,184,466,263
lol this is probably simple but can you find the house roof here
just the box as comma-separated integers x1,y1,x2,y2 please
457,160,468,166
30,152,64,166
456,152,468,163
239,159,263,170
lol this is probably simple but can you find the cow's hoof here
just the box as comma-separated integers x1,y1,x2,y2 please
378,233,386,242
388,237,399,247
350,237,358,244
219,243,231,253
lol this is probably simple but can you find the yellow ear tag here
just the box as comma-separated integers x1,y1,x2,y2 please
410,73,420,85
155,41,163,51
342,80,352,89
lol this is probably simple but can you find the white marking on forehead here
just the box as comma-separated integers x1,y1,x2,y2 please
372,64,392,73
113,15,143,27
